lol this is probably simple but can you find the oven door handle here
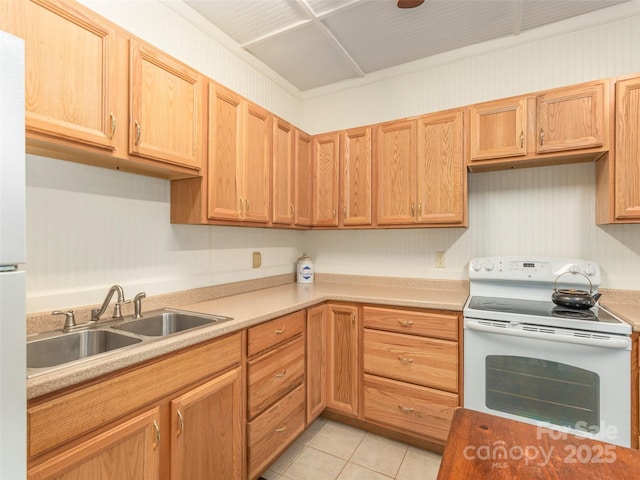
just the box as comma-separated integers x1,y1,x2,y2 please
465,319,631,350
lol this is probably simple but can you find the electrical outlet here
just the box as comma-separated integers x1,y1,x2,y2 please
435,251,445,268
252,251,262,268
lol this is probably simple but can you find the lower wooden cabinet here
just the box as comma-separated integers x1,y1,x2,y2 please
362,305,461,445
170,368,243,480
246,311,306,479
306,304,327,423
27,407,161,480
326,303,360,417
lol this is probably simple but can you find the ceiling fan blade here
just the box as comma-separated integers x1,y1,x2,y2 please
397,0,425,8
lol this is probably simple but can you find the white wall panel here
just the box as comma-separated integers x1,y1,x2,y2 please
25,156,302,313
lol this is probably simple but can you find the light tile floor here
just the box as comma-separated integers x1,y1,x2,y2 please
260,418,442,480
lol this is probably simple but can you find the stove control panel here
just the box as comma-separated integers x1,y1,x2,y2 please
468,256,601,288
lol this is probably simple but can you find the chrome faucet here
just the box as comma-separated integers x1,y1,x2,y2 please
91,285,128,322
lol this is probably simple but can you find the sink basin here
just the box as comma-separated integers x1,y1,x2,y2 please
113,310,232,337
27,329,142,370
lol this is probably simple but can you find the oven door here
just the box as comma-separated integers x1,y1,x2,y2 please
464,318,631,447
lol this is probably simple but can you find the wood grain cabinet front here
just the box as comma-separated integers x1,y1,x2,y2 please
246,311,306,479
469,80,608,171
361,306,461,446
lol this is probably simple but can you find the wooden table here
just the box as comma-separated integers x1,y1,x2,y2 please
438,408,640,479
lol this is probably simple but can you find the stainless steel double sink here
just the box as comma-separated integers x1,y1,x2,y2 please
27,309,233,377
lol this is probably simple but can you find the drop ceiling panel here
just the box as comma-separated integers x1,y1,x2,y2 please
247,22,360,90
324,1,515,73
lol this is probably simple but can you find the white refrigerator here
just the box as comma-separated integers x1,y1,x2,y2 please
0,30,26,479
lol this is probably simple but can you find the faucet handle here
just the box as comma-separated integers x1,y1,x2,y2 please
53,310,76,332
113,299,131,319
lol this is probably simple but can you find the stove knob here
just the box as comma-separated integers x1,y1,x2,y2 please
484,262,494,271
471,261,482,272
585,264,597,276
569,264,581,274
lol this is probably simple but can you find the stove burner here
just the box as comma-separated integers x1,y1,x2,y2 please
551,306,596,320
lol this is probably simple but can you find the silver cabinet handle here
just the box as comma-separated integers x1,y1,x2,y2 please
411,203,415,216
274,328,285,335
275,370,287,378
290,204,294,217
135,121,141,146
540,129,544,146
275,425,287,433
520,130,524,148
398,320,414,327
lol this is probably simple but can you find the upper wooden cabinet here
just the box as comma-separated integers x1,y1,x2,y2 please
129,38,205,170
417,109,466,225
0,0,203,178
596,74,640,224
376,120,417,225
469,97,526,161
313,132,340,227
0,0,120,150
294,129,313,227
469,80,608,171
208,83,271,224
273,117,295,225
341,127,373,226
376,111,466,226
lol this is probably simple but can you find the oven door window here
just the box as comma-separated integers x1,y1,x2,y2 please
486,355,599,432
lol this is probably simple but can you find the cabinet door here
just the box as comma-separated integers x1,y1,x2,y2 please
208,83,243,221
130,38,203,169
294,130,313,226
273,118,294,225
0,0,119,150
242,102,271,223
28,408,160,480
417,109,466,225
326,303,359,417
469,97,526,161
306,304,327,423
342,127,372,226
614,76,640,219
536,82,605,154
376,120,417,225
313,133,340,226
171,368,243,480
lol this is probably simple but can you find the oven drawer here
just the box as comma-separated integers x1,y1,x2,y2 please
247,336,305,419
364,374,458,443
247,384,305,479
363,306,458,341
364,329,458,392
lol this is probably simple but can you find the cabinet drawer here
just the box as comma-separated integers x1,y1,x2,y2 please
247,310,305,356
364,374,458,443
363,329,458,392
28,332,241,457
247,384,305,480
247,336,304,418
363,306,458,340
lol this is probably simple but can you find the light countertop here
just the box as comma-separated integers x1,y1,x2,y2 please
27,280,468,399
